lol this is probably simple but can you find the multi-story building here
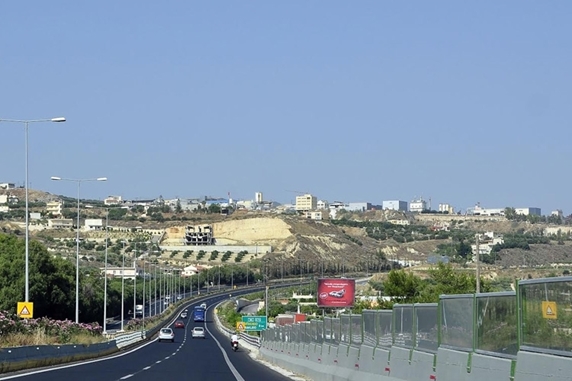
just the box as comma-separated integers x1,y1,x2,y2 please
85,219,103,230
467,204,504,216
317,200,329,210
48,218,73,229
438,203,455,214
104,195,123,205
409,198,428,213
304,211,323,220
101,266,138,280
347,202,372,212
295,194,317,212
46,200,63,217
515,207,541,216
255,192,263,203
382,200,408,211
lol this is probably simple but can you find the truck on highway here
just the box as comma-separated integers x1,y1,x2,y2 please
135,304,143,317
193,306,205,322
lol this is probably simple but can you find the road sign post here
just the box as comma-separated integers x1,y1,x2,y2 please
241,315,267,331
17,302,34,319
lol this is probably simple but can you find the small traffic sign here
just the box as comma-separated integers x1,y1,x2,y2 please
236,322,246,332
17,302,34,319
241,316,267,331
542,301,557,319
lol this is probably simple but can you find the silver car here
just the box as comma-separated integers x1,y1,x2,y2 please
191,326,205,339
158,328,174,342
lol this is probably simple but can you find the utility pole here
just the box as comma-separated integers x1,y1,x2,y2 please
475,233,480,294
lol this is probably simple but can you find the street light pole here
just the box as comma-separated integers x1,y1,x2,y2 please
51,175,106,323
121,240,125,331
0,117,66,303
103,210,109,334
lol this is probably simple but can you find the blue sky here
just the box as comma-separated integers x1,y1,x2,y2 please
1,2,570,214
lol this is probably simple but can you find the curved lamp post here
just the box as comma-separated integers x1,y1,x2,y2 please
0,117,65,303
50,176,107,323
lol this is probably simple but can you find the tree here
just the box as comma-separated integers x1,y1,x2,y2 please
382,269,424,302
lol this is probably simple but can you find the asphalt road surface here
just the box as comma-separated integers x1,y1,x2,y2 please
0,294,294,381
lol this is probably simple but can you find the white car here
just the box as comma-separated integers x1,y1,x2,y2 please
158,328,174,342
200,303,207,309
191,327,205,339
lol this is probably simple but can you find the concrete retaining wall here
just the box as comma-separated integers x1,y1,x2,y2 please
259,345,572,381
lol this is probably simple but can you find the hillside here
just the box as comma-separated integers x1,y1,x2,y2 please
1,189,572,277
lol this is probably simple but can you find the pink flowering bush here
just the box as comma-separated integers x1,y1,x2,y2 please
0,310,102,345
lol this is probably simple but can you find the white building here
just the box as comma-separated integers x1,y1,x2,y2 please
0,183,15,190
409,198,428,213
304,211,323,220
468,204,504,216
515,207,541,216
295,194,317,212
182,265,198,277
438,203,454,214
255,192,263,203
104,195,123,205
347,202,372,212
0,205,9,213
389,219,410,226
317,200,329,210
102,266,138,280
85,218,103,230
0,195,7,204
472,232,504,256
30,212,42,220
382,200,408,211
48,218,73,229
46,201,63,217
552,210,563,218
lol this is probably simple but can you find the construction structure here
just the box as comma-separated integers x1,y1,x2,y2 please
183,224,214,245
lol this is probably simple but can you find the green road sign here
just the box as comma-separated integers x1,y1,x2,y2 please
241,315,267,331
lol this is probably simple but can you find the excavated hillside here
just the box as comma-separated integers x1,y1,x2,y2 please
163,216,384,268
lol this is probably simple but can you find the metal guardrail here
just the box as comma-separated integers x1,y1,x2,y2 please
214,300,261,349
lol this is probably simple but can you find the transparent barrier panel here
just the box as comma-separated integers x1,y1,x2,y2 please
415,303,438,352
440,295,474,350
332,318,341,345
393,304,414,348
378,310,393,348
340,314,351,345
520,278,572,356
316,320,324,344
476,292,517,357
363,310,377,347
350,314,363,347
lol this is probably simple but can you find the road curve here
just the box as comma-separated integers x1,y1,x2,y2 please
0,294,293,381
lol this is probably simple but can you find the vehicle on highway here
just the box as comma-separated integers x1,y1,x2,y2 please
200,302,207,309
193,305,206,322
177,295,182,300
191,326,205,339
135,304,143,317
158,328,174,342
174,320,185,329
180,311,188,319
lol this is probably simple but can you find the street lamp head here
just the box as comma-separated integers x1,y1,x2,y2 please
96,177,108,182
50,176,62,181
51,117,66,123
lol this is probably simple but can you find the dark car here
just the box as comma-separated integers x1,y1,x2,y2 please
174,320,185,329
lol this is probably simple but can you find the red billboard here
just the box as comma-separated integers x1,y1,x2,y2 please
317,278,356,307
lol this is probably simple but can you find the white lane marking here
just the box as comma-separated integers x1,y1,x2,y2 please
120,375,133,379
156,360,162,364
143,366,151,370
0,297,217,380
204,307,245,381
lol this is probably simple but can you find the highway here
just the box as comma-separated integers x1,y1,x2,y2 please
0,293,294,381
